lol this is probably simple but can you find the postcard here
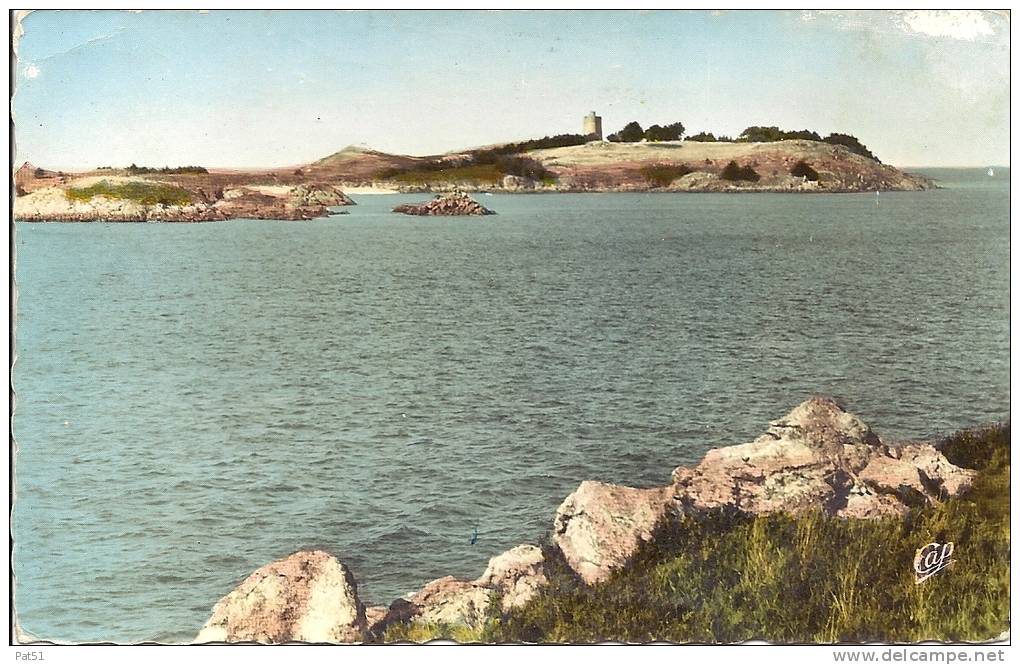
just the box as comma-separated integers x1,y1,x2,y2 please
9,8,1010,651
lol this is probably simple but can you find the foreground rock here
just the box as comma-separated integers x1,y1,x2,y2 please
371,544,549,636
475,544,548,611
380,576,492,632
671,396,976,519
553,481,673,585
195,550,366,644
552,397,976,584
393,190,495,216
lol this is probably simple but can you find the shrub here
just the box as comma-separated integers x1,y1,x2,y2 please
783,129,823,142
608,121,645,143
378,151,552,183
644,122,685,142
497,134,590,153
823,133,880,162
790,160,819,181
735,127,879,161
687,132,717,142
738,126,786,142
720,161,760,182
639,163,693,187
739,126,821,143
609,121,686,143
124,164,209,175
507,156,551,180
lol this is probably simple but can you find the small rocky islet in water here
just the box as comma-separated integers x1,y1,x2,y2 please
392,190,495,216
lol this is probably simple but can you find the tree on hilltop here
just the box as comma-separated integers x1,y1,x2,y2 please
644,122,685,142
608,121,645,143
823,133,879,162
738,126,786,142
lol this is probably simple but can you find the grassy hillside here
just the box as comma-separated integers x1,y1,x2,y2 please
383,423,1009,643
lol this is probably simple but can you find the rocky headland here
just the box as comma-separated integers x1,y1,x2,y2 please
193,396,984,644
307,140,935,194
524,139,935,193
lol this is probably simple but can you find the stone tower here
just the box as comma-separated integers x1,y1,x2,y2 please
583,111,603,140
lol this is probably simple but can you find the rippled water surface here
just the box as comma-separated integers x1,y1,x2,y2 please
13,169,1009,642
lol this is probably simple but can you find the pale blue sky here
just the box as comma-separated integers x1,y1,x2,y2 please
13,9,1010,169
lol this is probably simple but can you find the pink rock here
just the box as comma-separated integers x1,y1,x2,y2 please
475,544,548,610
670,397,976,520
195,550,366,644
553,480,673,584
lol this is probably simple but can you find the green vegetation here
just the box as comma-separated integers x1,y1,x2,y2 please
720,161,761,182
384,424,1009,643
384,164,505,186
65,180,194,206
736,126,880,161
739,126,822,143
608,121,685,143
378,150,553,185
791,160,820,181
380,133,588,186
644,122,685,142
822,133,880,162
607,121,646,143
382,621,489,643
124,164,209,175
639,163,693,187
687,132,717,142
496,133,591,153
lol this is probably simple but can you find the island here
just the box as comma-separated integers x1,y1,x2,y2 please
13,116,935,223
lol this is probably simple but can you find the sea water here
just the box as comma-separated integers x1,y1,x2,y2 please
12,169,1009,642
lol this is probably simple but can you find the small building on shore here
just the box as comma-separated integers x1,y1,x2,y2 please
583,111,603,140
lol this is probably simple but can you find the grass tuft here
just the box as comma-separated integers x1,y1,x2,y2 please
384,164,504,186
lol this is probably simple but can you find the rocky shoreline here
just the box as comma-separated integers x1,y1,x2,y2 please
193,396,978,644
12,181,356,223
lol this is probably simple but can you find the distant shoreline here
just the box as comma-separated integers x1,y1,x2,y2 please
13,139,938,223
